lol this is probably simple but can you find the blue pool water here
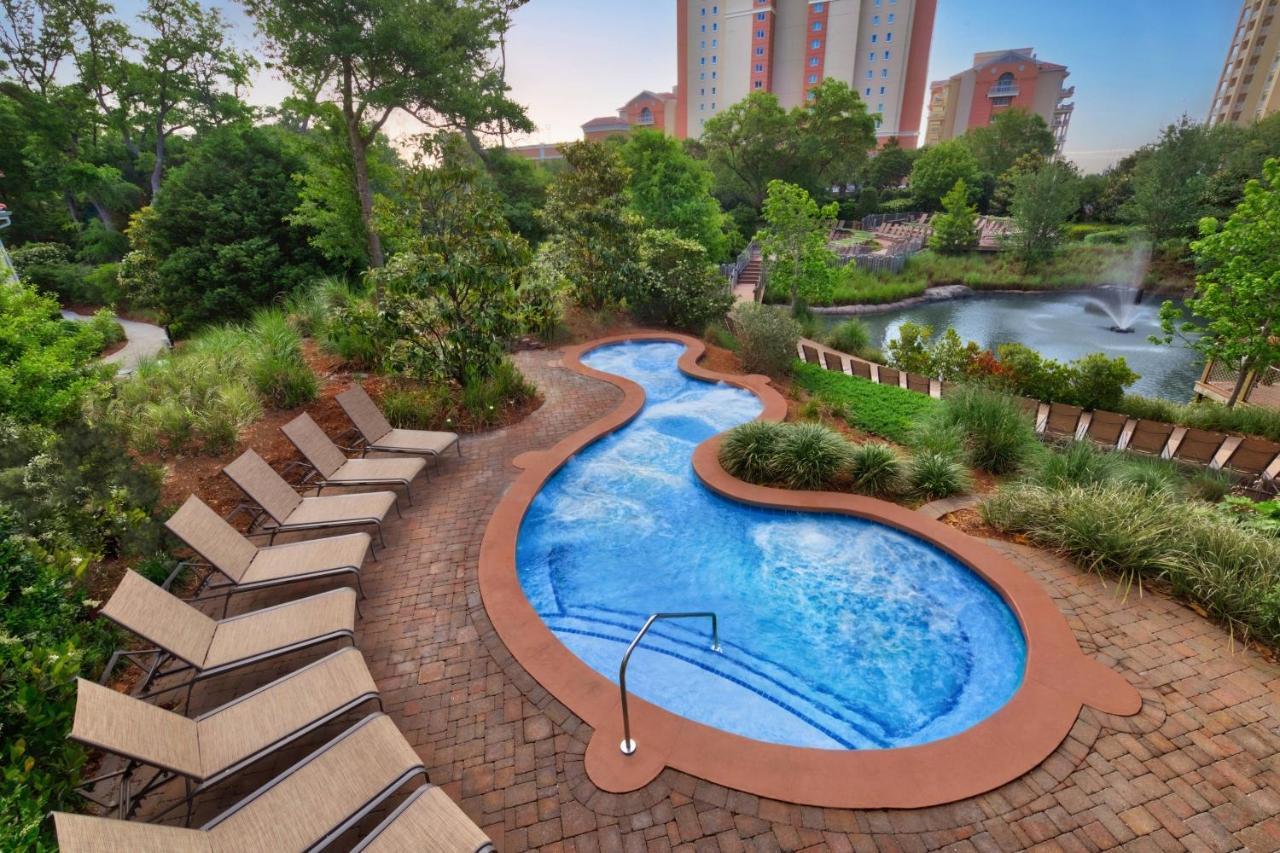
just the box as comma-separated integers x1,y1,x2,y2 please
516,342,1026,749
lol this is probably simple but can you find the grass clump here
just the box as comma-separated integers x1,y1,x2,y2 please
906,451,971,500
719,420,787,483
380,359,537,432
923,384,1039,475
792,361,938,444
772,422,851,490
824,318,874,359
981,482,1280,647
847,442,903,497
1036,440,1118,488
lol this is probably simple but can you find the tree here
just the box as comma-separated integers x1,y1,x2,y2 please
1155,157,1280,406
701,79,876,209
135,0,255,195
928,179,978,254
371,135,529,384
756,179,839,307
1008,161,1081,266
1122,116,1222,240
538,140,643,310
910,140,980,209
963,109,1056,178
243,0,532,269
632,228,733,332
620,128,727,259
863,138,913,191
481,145,550,246
991,150,1047,216
0,0,76,96
123,124,327,333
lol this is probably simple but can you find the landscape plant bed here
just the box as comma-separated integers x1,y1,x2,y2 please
791,360,939,443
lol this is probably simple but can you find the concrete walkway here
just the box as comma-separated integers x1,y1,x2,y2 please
62,310,170,376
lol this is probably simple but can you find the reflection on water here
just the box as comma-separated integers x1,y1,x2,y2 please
819,289,1202,401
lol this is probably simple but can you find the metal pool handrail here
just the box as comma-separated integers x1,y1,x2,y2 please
619,612,721,756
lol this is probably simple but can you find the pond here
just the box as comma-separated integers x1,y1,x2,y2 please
818,288,1202,402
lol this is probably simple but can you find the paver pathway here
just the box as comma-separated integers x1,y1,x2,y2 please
62,309,170,375
159,346,1280,851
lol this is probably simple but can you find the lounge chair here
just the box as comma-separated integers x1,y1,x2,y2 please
849,359,873,381
337,385,460,463
54,714,494,852
283,413,427,503
73,648,379,822
1015,397,1042,423
1126,419,1176,456
1085,410,1128,449
1220,436,1280,481
906,373,931,394
799,344,822,365
819,350,843,372
1172,427,1228,466
99,570,356,705
224,449,398,546
165,496,370,614
1043,403,1083,440
353,784,494,853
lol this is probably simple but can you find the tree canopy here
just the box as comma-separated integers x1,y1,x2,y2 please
620,128,728,260
910,140,981,209
757,179,839,307
928,179,978,254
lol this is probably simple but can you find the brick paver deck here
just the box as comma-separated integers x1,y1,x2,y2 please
163,348,1280,851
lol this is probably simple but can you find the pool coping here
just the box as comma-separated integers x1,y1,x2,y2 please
478,331,1142,809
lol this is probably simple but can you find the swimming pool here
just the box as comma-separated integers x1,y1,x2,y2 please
516,341,1026,750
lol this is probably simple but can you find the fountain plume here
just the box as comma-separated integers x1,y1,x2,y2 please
1087,241,1151,333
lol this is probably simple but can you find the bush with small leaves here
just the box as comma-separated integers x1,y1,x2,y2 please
718,420,788,484
824,318,872,358
926,384,1039,475
730,302,801,377
847,442,903,497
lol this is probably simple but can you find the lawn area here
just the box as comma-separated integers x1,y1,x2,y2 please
792,360,938,443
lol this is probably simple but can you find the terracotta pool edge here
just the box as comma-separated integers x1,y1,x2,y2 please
478,331,1142,810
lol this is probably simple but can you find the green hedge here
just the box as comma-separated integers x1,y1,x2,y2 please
792,361,938,443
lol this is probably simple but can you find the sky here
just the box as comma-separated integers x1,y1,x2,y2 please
125,0,1240,175
497,0,1239,174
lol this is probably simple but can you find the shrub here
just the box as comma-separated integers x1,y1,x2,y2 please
248,311,317,409
1082,229,1136,246
10,242,81,300
1036,440,1118,488
632,228,733,332
380,359,536,432
381,385,451,430
982,482,1280,646
718,420,787,483
517,266,566,342
910,419,966,460
89,308,125,348
1187,469,1234,503
705,322,739,352
824,318,871,357
1215,496,1280,536
1114,456,1182,495
792,361,939,444
81,262,124,306
770,422,851,490
906,451,971,500
1068,352,1139,411
847,442,903,497
927,384,1039,475
730,303,801,377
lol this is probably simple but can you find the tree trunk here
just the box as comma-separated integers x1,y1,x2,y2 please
64,192,80,223
150,130,166,197
1225,357,1255,408
90,198,118,231
341,63,384,269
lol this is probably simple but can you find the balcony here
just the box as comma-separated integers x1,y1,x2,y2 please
1059,85,1075,99
987,84,1019,98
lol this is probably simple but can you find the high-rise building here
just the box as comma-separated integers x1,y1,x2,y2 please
1208,0,1280,127
674,0,937,145
923,48,1074,152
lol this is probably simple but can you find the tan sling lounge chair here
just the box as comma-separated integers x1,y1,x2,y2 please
283,413,427,504
99,570,356,705
1043,403,1083,440
224,449,398,546
166,496,371,614
337,385,460,465
1126,419,1175,456
1172,428,1228,466
54,714,494,852
73,648,379,823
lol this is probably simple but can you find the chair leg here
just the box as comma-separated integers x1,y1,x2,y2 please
377,525,386,548
355,575,367,599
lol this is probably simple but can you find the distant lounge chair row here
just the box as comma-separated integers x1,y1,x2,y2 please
800,339,1280,495
56,386,489,851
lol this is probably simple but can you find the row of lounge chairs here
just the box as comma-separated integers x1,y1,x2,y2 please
800,342,1280,494
55,386,490,852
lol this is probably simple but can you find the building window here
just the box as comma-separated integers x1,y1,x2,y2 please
866,70,873,79
814,2,824,10
711,102,716,109
711,71,717,79
868,51,875,61
700,6,706,15
711,39,717,47
700,88,705,95
755,63,764,72
640,106,652,123
700,57,705,65
812,21,823,31
808,73,818,84
712,86,716,94
700,40,706,48
712,22,718,30
756,29,765,37
755,46,764,55
711,5,718,13
755,80,763,89
756,11,766,20
700,72,705,79
883,50,890,59
877,103,884,112
888,12,895,22
872,15,879,24
865,87,871,95
711,55,717,64
811,38,821,48
700,24,706,32
810,57,819,66
881,68,889,78
886,32,893,41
